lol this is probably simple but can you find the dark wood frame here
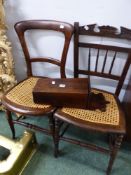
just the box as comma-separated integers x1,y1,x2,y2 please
2,20,73,139
53,22,131,175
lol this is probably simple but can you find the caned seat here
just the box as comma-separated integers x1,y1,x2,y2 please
62,89,119,126
55,89,125,133
54,22,131,175
3,77,51,113
2,20,73,139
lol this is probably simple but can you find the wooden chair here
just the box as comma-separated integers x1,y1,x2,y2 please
54,22,131,175
2,20,73,139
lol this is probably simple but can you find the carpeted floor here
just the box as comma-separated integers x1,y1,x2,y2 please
0,111,131,175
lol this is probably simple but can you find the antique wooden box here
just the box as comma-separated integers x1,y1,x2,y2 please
33,78,90,108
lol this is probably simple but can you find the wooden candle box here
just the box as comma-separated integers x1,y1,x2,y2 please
33,78,90,109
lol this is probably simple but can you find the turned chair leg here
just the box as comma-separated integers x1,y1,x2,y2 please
109,134,115,150
5,109,15,139
49,114,55,141
54,118,60,158
107,134,124,175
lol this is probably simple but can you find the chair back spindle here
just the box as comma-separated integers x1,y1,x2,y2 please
74,22,131,97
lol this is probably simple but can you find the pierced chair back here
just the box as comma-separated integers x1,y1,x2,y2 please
74,22,131,97
15,20,74,78
2,20,73,139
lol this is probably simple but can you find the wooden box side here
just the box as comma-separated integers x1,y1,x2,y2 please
33,78,89,108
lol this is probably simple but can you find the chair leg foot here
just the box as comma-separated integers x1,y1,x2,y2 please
54,118,60,158
106,134,124,175
5,109,15,139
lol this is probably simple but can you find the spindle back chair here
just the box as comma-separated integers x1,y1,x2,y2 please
74,22,131,96
54,22,131,175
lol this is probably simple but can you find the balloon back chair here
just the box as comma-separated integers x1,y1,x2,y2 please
54,22,131,175
2,20,73,139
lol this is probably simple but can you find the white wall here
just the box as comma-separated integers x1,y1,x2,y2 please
4,0,131,99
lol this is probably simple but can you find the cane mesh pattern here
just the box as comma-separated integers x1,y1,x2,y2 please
62,90,119,125
6,77,50,109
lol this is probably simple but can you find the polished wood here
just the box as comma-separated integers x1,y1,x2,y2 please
15,20,74,78
33,78,109,111
123,75,131,141
74,22,131,96
79,24,131,40
54,22,131,175
33,78,90,108
2,20,73,139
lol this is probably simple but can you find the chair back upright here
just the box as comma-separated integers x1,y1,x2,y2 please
74,22,131,97
15,20,74,78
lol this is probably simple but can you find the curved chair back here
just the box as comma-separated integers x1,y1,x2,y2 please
15,20,74,78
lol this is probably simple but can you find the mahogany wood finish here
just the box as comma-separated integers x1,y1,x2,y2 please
14,20,74,78
2,20,73,139
33,78,109,111
33,78,90,109
54,22,131,175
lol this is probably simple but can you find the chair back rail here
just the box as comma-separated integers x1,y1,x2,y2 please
74,22,131,97
15,20,74,78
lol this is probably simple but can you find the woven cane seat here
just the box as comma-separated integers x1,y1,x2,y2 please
5,77,50,109
61,90,119,126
